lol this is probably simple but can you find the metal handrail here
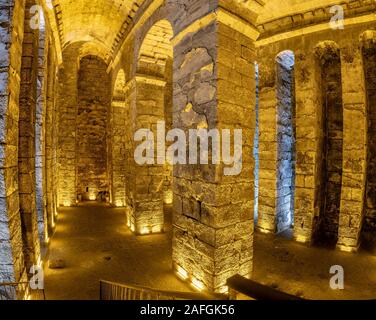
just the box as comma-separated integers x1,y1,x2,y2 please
100,280,227,300
227,275,305,300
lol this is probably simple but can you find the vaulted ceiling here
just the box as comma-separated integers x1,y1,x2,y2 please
48,0,353,62
52,0,146,60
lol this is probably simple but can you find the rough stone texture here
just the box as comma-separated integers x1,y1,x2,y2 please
256,50,296,235
18,0,41,272
109,69,127,207
361,39,376,249
57,45,79,206
77,56,110,200
172,17,255,292
256,55,278,234
315,43,343,247
276,52,296,234
293,50,323,244
121,19,174,234
35,20,47,245
45,38,59,238
0,0,28,287
337,38,368,251
1,0,376,300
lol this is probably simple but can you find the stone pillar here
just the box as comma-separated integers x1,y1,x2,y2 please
293,51,322,244
337,44,367,252
76,56,110,201
0,0,28,287
127,75,166,235
172,7,256,293
57,46,78,207
45,40,58,235
111,98,127,207
18,0,41,270
257,56,278,234
35,24,47,245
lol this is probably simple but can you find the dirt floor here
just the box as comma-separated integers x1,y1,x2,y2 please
253,232,376,300
44,203,191,300
44,203,376,300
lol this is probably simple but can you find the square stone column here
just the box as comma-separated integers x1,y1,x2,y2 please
293,51,323,244
337,44,367,252
110,98,127,207
256,57,278,234
172,10,256,293
0,0,29,287
126,75,167,235
18,0,42,271
57,47,78,207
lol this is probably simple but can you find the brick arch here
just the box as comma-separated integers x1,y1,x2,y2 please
76,41,111,64
138,20,173,66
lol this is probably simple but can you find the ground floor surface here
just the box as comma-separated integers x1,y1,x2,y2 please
44,204,376,300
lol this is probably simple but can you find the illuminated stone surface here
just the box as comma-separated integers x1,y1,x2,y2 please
0,0,376,299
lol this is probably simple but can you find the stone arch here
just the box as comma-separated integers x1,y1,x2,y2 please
313,41,343,247
275,50,296,236
360,30,376,250
137,19,174,77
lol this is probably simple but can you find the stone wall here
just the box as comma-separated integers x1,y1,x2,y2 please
276,52,295,234
76,56,110,200
172,16,255,292
315,46,343,246
18,0,41,271
110,69,127,207
0,0,27,285
57,45,79,206
256,21,376,251
361,39,376,248
35,19,47,245
45,38,59,237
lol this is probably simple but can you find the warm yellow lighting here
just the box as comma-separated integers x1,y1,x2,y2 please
296,235,307,243
164,191,173,205
219,286,229,294
89,194,96,201
37,257,43,268
176,266,188,280
63,200,71,207
115,200,123,207
337,245,355,253
141,227,151,235
130,224,135,233
151,225,162,233
258,227,272,234
191,277,205,292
